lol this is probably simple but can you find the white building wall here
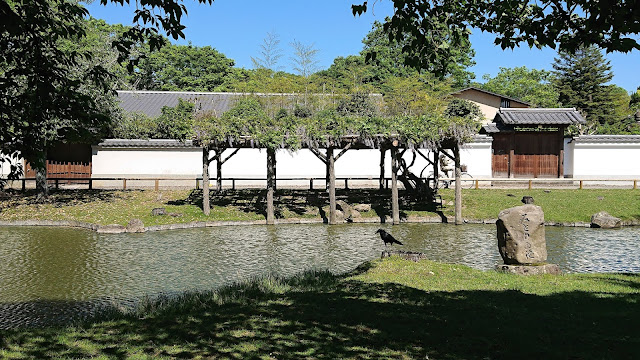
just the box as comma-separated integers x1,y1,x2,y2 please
460,140,492,178
563,137,574,177
91,137,494,187
572,143,640,178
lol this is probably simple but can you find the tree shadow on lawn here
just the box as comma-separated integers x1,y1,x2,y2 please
2,272,638,359
174,189,445,221
0,189,123,208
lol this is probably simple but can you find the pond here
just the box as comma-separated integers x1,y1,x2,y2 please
1,223,639,328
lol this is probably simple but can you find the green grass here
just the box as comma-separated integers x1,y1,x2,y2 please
435,188,640,223
1,258,638,359
1,188,639,226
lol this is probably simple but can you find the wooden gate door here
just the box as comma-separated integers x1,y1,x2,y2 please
492,134,510,177
25,161,92,183
512,133,559,178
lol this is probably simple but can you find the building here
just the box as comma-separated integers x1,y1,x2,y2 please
451,87,530,124
480,108,585,178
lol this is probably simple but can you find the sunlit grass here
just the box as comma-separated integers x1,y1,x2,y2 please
1,188,638,226
1,258,638,359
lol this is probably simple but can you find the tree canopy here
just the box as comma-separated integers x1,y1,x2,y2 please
480,66,560,108
353,0,640,76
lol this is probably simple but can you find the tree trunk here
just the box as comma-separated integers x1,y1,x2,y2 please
35,150,48,200
379,147,386,189
202,148,210,216
454,145,462,225
391,146,400,225
327,147,336,225
266,148,276,225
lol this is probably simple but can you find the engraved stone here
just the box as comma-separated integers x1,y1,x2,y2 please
497,204,547,265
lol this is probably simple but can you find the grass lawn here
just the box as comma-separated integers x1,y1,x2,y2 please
1,188,639,226
1,257,638,359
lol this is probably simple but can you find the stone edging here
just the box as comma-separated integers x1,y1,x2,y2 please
0,217,638,233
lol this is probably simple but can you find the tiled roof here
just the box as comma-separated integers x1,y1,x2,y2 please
96,139,197,148
572,135,640,143
117,90,383,118
495,108,585,125
450,87,531,106
117,91,270,118
479,122,511,134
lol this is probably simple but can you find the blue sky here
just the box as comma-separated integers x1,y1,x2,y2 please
85,0,639,93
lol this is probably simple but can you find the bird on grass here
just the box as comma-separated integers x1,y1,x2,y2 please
376,229,403,248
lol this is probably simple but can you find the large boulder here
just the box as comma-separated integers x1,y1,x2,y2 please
590,211,621,229
497,204,547,265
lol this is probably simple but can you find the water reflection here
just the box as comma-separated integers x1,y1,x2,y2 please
0,224,639,328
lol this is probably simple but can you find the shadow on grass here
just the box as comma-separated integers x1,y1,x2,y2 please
1,270,638,359
174,189,446,222
0,188,123,207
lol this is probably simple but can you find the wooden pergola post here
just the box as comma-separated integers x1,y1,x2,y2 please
379,147,386,190
266,148,276,225
454,144,462,225
327,147,336,225
202,147,210,216
391,143,400,225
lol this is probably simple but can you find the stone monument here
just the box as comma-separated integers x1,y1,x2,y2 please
495,204,561,275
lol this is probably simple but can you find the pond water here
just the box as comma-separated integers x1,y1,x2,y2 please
0,223,639,328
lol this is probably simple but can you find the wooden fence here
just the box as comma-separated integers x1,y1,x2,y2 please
4,176,640,191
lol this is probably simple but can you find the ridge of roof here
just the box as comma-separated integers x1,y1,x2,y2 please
451,87,531,106
116,90,382,97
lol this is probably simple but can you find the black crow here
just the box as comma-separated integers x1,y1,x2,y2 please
376,229,403,247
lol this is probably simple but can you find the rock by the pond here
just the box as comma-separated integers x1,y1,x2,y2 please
497,204,547,265
126,219,145,233
97,224,126,234
353,203,372,212
322,205,344,222
336,200,361,219
495,263,562,275
590,211,621,229
152,207,166,216
521,196,534,204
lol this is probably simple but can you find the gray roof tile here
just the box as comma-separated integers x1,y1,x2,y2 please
572,135,640,143
97,139,197,148
495,108,585,125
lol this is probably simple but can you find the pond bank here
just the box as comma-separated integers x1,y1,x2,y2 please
3,216,639,233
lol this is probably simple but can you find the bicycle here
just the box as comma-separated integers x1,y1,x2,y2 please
425,168,474,190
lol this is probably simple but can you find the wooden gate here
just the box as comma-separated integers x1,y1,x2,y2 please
25,160,92,183
492,132,562,178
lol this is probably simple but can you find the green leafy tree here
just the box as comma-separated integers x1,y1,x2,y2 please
630,87,640,113
361,20,475,87
552,46,615,134
315,55,378,92
353,1,640,76
1,0,215,194
156,99,195,139
0,0,113,195
143,43,236,91
481,67,560,108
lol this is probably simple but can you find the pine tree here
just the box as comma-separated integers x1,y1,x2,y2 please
552,46,615,134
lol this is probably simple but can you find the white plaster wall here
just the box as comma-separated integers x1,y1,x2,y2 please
573,143,640,178
563,138,574,177
90,138,493,187
92,147,202,177
460,142,492,178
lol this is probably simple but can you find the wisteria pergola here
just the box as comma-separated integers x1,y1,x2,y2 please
192,97,477,225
